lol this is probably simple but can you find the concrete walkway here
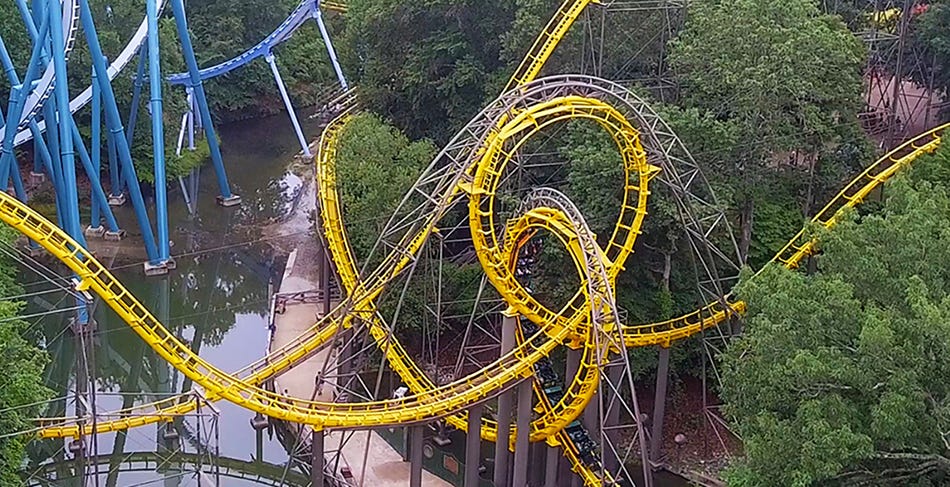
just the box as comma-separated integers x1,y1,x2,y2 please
269,248,450,486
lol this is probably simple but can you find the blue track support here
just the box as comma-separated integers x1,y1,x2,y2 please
0,37,56,188
168,0,237,204
146,0,170,263
0,14,50,196
107,131,118,196
32,138,41,174
91,64,101,228
70,121,119,233
265,53,311,157
41,101,68,227
78,0,160,263
314,5,348,90
186,88,195,150
9,163,26,200
49,0,84,243
127,50,145,147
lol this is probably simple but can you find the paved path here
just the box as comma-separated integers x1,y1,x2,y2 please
269,248,450,486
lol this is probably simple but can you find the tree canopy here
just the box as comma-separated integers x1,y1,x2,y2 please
0,229,51,486
669,0,869,265
723,139,950,486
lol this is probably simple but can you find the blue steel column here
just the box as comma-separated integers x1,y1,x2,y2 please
168,0,240,206
0,10,60,207
186,88,195,150
126,51,146,146
0,33,58,194
146,0,171,264
78,0,160,263
70,122,120,235
49,0,91,326
314,5,348,90
0,15,50,200
265,52,311,157
107,131,120,202
49,0,83,243
90,64,101,230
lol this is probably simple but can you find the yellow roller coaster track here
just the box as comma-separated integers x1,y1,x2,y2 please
10,0,945,481
31,0,617,443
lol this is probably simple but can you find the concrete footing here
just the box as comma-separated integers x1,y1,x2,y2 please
84,225,106,239
107,193,126,206
144,261,170,276
103,229,126,241
216,194,242,207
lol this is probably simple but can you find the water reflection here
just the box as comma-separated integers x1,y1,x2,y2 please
19,111,324,486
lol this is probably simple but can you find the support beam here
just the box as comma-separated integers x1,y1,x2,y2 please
512,378,532,487
91,64,101,230
78,0,161,263
313,7,347,90
410,426,424,487
168,0,239,206
265,53,311,157
545,446,559,487
311,429,324,487
494,312,517,487
604,364,623,474
49,0,83,243
146,0,170,263
650,346,671,464
566,348,582,487
465,404,483,487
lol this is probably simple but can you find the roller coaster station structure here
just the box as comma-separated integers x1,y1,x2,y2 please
0,0,947,486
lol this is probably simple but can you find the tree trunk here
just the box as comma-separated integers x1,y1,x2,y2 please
738,196,754,265
662,252,671,293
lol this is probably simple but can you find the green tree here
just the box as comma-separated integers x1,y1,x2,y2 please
722,141,950,486
914,0,950,118
334,112,435,264
669,0,868,265
341,0,517,141
0,229,52,485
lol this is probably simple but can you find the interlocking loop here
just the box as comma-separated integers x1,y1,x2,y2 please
6,0,947,482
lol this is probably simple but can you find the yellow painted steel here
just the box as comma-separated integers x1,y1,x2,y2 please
36,0,602,443
14,0,946,480
322,1,346,13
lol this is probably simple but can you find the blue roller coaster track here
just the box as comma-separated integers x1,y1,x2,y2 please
0,0,348,279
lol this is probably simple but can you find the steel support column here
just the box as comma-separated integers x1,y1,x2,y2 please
650,346,671,464
168,0,239,205
545,446,559,487
494,312,518,487
49,0,83,242
146,0,170,263
566,348,582,487
90,64,101,230
410,426,424,487
512,377,532,487
265,53,311,157
314,6,347,90
465,404,483,487
311,429,324,487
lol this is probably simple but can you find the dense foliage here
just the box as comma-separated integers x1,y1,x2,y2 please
669,0,869,265
723,140,950,486
0,229,51,486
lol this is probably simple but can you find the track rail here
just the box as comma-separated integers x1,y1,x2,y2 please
7,0,945,482
166,0,344,86
11,0,164,148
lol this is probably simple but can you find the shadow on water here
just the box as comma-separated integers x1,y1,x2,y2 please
18,111,325,486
